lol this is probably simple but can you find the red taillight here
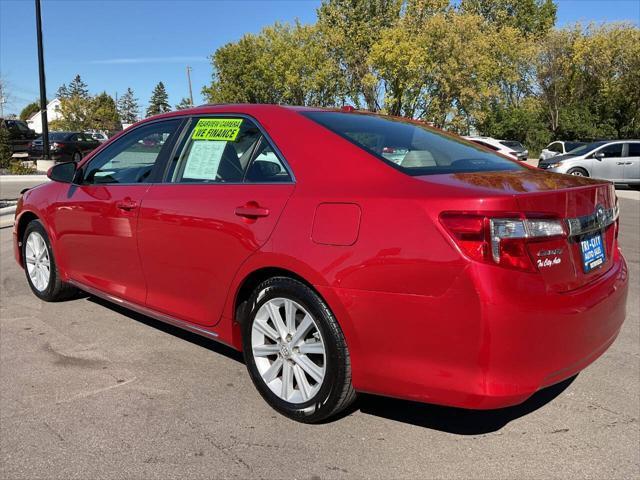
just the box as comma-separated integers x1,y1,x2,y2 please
440,212,566,272
439,213,486,262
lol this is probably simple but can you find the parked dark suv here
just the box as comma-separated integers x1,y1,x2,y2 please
0,118,38,153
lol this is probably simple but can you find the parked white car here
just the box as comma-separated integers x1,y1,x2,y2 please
539,141,586,161
538,140,640,187
464,136,527,161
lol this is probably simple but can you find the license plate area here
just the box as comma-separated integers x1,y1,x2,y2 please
580,231,606,273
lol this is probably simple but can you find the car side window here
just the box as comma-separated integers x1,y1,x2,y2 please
549,143,562,153
598,144,623,158
83,119,181,185
245,138,292,182
168,117,262,183
626,143,640,157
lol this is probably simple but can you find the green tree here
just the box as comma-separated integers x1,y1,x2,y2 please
317,0,403,110
460,0,557,36
146,82,171,117
536,23,640,140
0,121,13,168
52,75,93,131
19,101,40,121
203,22,345,107
175,97,192,110
67,74,90,98
89,92,121,132
117,87,139,124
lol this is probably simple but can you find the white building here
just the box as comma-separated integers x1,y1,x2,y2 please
27,98,62,133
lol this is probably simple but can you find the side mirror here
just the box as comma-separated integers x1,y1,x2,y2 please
594,152,605,160
47,161,77,183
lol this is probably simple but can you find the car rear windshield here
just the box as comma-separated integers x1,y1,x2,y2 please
302,111,523,176
500,140,525,151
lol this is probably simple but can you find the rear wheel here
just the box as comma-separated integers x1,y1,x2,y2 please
22,220,76,301
567,167,588,177
242,277,356,423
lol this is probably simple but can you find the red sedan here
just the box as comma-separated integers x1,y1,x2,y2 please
13,105,628,423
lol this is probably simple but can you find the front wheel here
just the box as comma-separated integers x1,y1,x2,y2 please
242,277,356,423
22,220,76,301
567,167,588,177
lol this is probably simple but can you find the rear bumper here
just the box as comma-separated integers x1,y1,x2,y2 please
318,251,628,409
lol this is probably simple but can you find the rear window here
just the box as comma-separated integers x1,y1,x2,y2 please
302,112,523,176
500,140,524,151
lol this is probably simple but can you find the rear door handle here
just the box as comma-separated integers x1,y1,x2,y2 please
235,203,270,218
616,162,626,165
116,199,138,211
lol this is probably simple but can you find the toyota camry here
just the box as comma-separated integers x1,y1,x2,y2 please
13,104,628,423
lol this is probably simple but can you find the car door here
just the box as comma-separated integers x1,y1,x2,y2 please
51,118,183,304
137,115,295,327
624,142,640,182
590,143,624,181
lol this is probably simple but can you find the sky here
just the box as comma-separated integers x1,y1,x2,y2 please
1,0,638,117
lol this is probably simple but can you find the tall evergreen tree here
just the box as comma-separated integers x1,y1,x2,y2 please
67,74,90,98
117,87,140,123
56,83,69,99
146,82,171,117
175,97,192,110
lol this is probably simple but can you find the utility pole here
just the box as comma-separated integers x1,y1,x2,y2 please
186,66,194,107
35,0,49,159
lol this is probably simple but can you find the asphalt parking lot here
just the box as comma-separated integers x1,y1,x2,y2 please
0,195,638,479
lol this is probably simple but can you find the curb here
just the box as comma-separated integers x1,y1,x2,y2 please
0,205,16,229
0,175,49,182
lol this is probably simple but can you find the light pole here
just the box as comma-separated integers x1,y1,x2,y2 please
186,66,194,107
35,0,50,159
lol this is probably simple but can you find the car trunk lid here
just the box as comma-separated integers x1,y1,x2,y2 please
420,169,618,292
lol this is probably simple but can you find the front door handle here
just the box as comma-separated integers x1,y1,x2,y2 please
616,162,626,165
116,199,138,211
235,202,270,218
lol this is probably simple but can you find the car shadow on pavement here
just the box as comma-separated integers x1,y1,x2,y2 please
354,375,577,434
87,294,575,434
87,296,244,364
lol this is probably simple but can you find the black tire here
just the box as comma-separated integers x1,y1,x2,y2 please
242,277,356,423
72,151,82,162
22,220,76,301
567,167,589,177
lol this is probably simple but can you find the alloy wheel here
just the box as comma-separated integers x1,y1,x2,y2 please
25,231,51,292
251,297,326,404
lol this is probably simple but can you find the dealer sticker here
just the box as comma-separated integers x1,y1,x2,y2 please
191,118,243,141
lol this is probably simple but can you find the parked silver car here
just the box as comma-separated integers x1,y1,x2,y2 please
538,140,640,186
